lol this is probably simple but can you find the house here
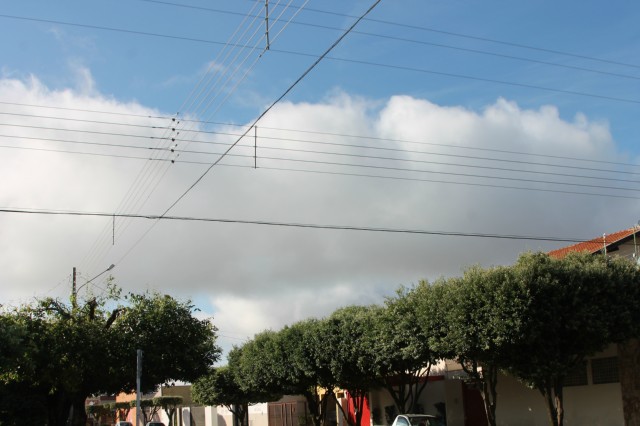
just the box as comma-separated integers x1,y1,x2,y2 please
549,226,640,426
354,227,640,426
548,227,640,260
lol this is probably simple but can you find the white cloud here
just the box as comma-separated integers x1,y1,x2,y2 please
1,75,637,354
70,63,97,96
207,284,380,359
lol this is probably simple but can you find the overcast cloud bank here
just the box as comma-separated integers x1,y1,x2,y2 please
1,75,637,353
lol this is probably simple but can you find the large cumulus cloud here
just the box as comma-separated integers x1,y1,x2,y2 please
1,76,636,355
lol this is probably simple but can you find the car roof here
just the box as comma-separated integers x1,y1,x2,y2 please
400,414,437,419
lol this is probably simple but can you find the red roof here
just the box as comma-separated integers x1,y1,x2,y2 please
548,227,639,259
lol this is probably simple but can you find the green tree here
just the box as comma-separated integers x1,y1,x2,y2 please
509,252,640,426
1,297,122,426
316,306,380,426
0,311,28,382
153,396,183,426
374,288,438,414
194,367,248,426
116,292,220,392
114,401,132,423
282,319,339,426
233,330,290,397
0,291,220,426
234,321,336,426
193,362,280,426
417,266,530,426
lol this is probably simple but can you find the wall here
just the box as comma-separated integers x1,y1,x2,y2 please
495,345,624,426
215,403,269,426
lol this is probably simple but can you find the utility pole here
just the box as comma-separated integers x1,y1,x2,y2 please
71,264,115,308
72,266,77,308
136,349,143,426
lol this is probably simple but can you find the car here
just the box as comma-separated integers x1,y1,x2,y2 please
391,414,441,426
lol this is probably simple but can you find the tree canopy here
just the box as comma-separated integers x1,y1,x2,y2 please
369,288,438,415
415,266,530,426
0,291,220,426
507,252,640,426
227,251,640,426
4,251,638,426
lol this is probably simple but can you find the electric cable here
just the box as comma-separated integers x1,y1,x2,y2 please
110,0,383,268
1,14,638,104
2,100,640,169
3,143,638,200
242,0,640,70
3,118,640,177
0,207,601,244
4,133,640,185
136,0,640,71
78,1,274,274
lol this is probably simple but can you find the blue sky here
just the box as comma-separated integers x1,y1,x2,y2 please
1,0,639,354
3,1,638,136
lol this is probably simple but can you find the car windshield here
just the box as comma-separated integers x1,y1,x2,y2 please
407,416,435,426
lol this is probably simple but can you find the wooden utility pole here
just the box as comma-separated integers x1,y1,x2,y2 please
137,349,143,426
72,266,77,308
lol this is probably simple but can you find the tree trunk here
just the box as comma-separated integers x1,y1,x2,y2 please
411,365,431,413
554,383,564,426
479,366,498,426
231,404,249,426
70,394,88,426
241,403,249,426
47,392,72,426
166,408,176,426
353,391,366,426
382,371,422,414
303,389,324,426
461,359,498,426
540,384,560,426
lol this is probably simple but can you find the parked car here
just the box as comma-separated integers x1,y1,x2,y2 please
391,414,441,426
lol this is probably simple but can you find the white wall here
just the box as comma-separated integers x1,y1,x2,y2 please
495,372,623,426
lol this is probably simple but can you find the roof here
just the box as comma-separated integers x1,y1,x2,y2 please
548,227,639,259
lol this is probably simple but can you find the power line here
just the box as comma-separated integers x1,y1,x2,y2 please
90,0,270,269
74,0,274,276
2,143,637,200
3,115,640,178
158,0,383,217
132,0,640,81
138,0,640,71
2,14,638,105
250,164,640,200
0,207,594,244
104,0,382,270
274,49,640,105
243,0,640,70
4,132,640,186
2,100,640,169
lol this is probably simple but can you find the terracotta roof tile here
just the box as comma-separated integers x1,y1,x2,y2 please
548,228,638,259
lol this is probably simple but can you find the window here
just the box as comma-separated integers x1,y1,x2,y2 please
591,356,620,384
564,361,588,386
395,417,410,426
